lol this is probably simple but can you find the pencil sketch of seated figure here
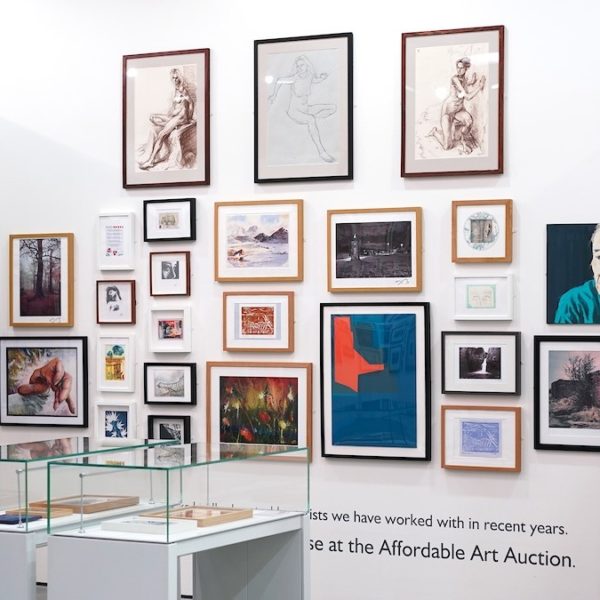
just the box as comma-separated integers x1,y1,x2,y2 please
268,55,337,163
138,67,197,171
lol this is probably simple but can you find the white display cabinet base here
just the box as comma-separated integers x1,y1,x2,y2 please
0,531,40,600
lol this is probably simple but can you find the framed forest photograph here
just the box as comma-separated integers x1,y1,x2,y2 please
123,48,210,188
10,233,74,327
402,25,504,177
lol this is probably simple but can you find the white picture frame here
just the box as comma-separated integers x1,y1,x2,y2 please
98,212,135,271
149,306,192,353
96,401,137,446
97,335,135,392
454,275,513,320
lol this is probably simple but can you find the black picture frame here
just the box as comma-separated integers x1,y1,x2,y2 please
143,198,196,242
147,415,191,444
254,32,353,183
144,362,197,406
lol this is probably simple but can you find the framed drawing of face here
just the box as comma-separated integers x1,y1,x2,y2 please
143,198,196,242
123,49,210,188
96,280,136,324
454,275,513,321
402,25,504,177
144,362,197,405
98,213,135,271
149,251,191,296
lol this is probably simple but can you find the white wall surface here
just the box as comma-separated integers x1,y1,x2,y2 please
1,1,600,598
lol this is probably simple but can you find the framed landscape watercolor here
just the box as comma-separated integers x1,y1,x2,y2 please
254,32,353,183
96,280,136,324
123,49,210,188
402,25,504,177
442,405,521,472
223,292,294,352
96,401,137,446
320,303,431,460
452,199,512,263
149,251,191,296
149,306,192,353
327,207,422,292
10,233,74,327
144,362,197,405
535,336,600,451
442,331,520,395
547,224,600,324
148,414,191,443
143,198,196,242
98,213,135,271
0,337,88,427
97,336,135,393
214,199,303,282
454,275,513,320
206,362,313,458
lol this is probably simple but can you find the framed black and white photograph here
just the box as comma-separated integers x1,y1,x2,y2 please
442,331,520,395
149,251,191,296
148,414,191,443
96,401,137,446
98,212,135,271
454,275,513,321
123,49,210,188
254,32,353,183
327,207,422,293
402,25,504,177
144,362,197,405
96,280,136,324
143,198,196,242
149,306,192,353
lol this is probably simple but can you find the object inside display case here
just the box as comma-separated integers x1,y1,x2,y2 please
30,494,139,514
146,505,254,527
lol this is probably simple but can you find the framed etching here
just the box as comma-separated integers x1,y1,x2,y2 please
320,303,431,460
0,336,88,427
149,251,191,296
148,414,191,443
206,362,313,458
442,406,521,472
96,401,137,446
327,207,422,292
454,275,513,320
144,362,197,405
9,233,74,327
223,292,294,352
535,335,600,452
452,199,512,263
123,49,210,188
96,280,136,324
214,199,303,282
254,33,353,183
143,198,196,242
402,25,504,177
97,336,135,393
98,213,135,271
149,306,192,353
547,224,600,324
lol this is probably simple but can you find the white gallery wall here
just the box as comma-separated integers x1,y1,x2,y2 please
1,0,600,598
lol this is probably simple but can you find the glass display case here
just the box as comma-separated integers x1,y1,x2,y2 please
47,442,309,543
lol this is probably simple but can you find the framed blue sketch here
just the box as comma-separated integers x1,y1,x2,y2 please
96,402,137,446
320,302,431,460
442,405,521,472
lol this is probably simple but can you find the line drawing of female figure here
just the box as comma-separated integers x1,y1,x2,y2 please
138,68,196,170
427,57,486,155
268,55,337,163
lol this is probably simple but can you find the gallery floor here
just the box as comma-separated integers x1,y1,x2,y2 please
36,586,190,599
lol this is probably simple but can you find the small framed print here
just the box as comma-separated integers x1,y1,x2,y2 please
144,362,197,405
149,251,191,296
97,336,135,392
98,212,135,271
452,199,512,263
223,292,294,352
96,280,136,324
9,233,74,327
441,331,520,395
442,406,521,472
0,336,88,427
402,25,504,177
97,401,137,446
254,32,353,183
327,207,422,293
143,198,196,242
214,199,303,282
123,49,210,188
149,306,192,353
148,414,191,443
454,275,513,321
534,336,600,452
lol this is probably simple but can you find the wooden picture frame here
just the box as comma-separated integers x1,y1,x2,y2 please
452,199,512,263
214,199,303,282
97,336,136,393
441,405,521,472
149,251,191,296
254,32,353,183
223,292,294,352
123,48,210,188
9,233,74,327
31,494,139,514
402,25,504,177
146,506,253,527
96,280,136,324
148,414,191,443
98,213,135,271
144,362,197,405
327,207,422,293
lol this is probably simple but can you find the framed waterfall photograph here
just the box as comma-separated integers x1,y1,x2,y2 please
123,48,210,188
402,25,504,177
254,32,353,183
